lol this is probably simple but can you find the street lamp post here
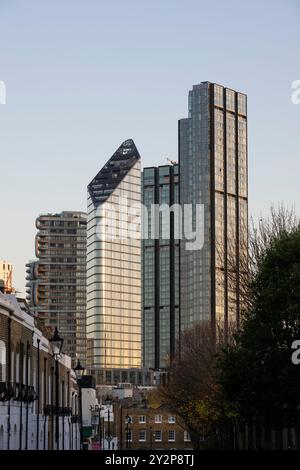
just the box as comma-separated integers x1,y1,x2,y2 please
99,407,102,450
25,341,30,450
102,416,105,450
108,407,111,450
19,342,24,451
73,359,85,450
105,395,113,450
36,338,40,450
49,327,63,451
7,317,12,451
125,414,131,450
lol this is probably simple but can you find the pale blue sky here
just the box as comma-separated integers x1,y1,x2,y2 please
0,0,299,293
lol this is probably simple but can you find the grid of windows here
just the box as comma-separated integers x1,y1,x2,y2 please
142,165,180,369
26,212,87,363
180,82,248,331
86,140,142,369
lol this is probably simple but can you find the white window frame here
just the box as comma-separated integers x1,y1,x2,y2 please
168,430,176,442
154,430,162,442
154,415,162,424
139,415,146,424
139,430,146,442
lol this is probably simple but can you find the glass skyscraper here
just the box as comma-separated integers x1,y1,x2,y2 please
179,82,248,335
86,139,142,369
142,165,180,370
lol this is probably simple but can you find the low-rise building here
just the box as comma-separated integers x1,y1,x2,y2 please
114,400,193,451
87,367,167,387
0,260,13,294
0,288,81,450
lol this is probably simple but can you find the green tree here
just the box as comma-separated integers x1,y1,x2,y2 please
218,228,300,426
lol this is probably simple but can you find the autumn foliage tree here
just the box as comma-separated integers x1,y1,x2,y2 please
160,322,237,449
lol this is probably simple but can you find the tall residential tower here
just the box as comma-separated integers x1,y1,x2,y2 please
142,165,180,370
26,211,87,363
86,139,141,370
179,82,248,334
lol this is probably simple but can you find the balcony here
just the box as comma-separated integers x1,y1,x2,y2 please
0,382,37,402
43,405,72,417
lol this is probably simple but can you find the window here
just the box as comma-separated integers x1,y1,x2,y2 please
139,415,146,424
139,430,146,442
126,430,132,442
184,430,191,442
155,415,162,423
168,430,175,442
154,430,162,442
168,415,176,424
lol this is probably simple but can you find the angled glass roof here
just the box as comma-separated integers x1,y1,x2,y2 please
88,139,141,207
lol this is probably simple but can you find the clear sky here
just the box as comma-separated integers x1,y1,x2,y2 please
0,0,299,293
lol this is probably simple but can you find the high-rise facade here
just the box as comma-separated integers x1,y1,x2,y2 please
86,139,141,369
26,211,87,363
179,82,248,334
142,165,180,370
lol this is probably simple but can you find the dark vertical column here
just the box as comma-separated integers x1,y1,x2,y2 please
55,360,59,450
7,317,11,450
223,89,229,340
120,405,123,451
235,93,240,326
25,341,30,450
62,380,65,450
154,168,160,370
75,395,78,449
51,364,54,450
107,406,111,450
71,392,75,450
177,121,183,353
169,166,175,361
36,338,40,450
79,387,83,450
43,357,47,450
42,357,49,450
67,371,71,450
19,342,24,450
209,84,216,340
